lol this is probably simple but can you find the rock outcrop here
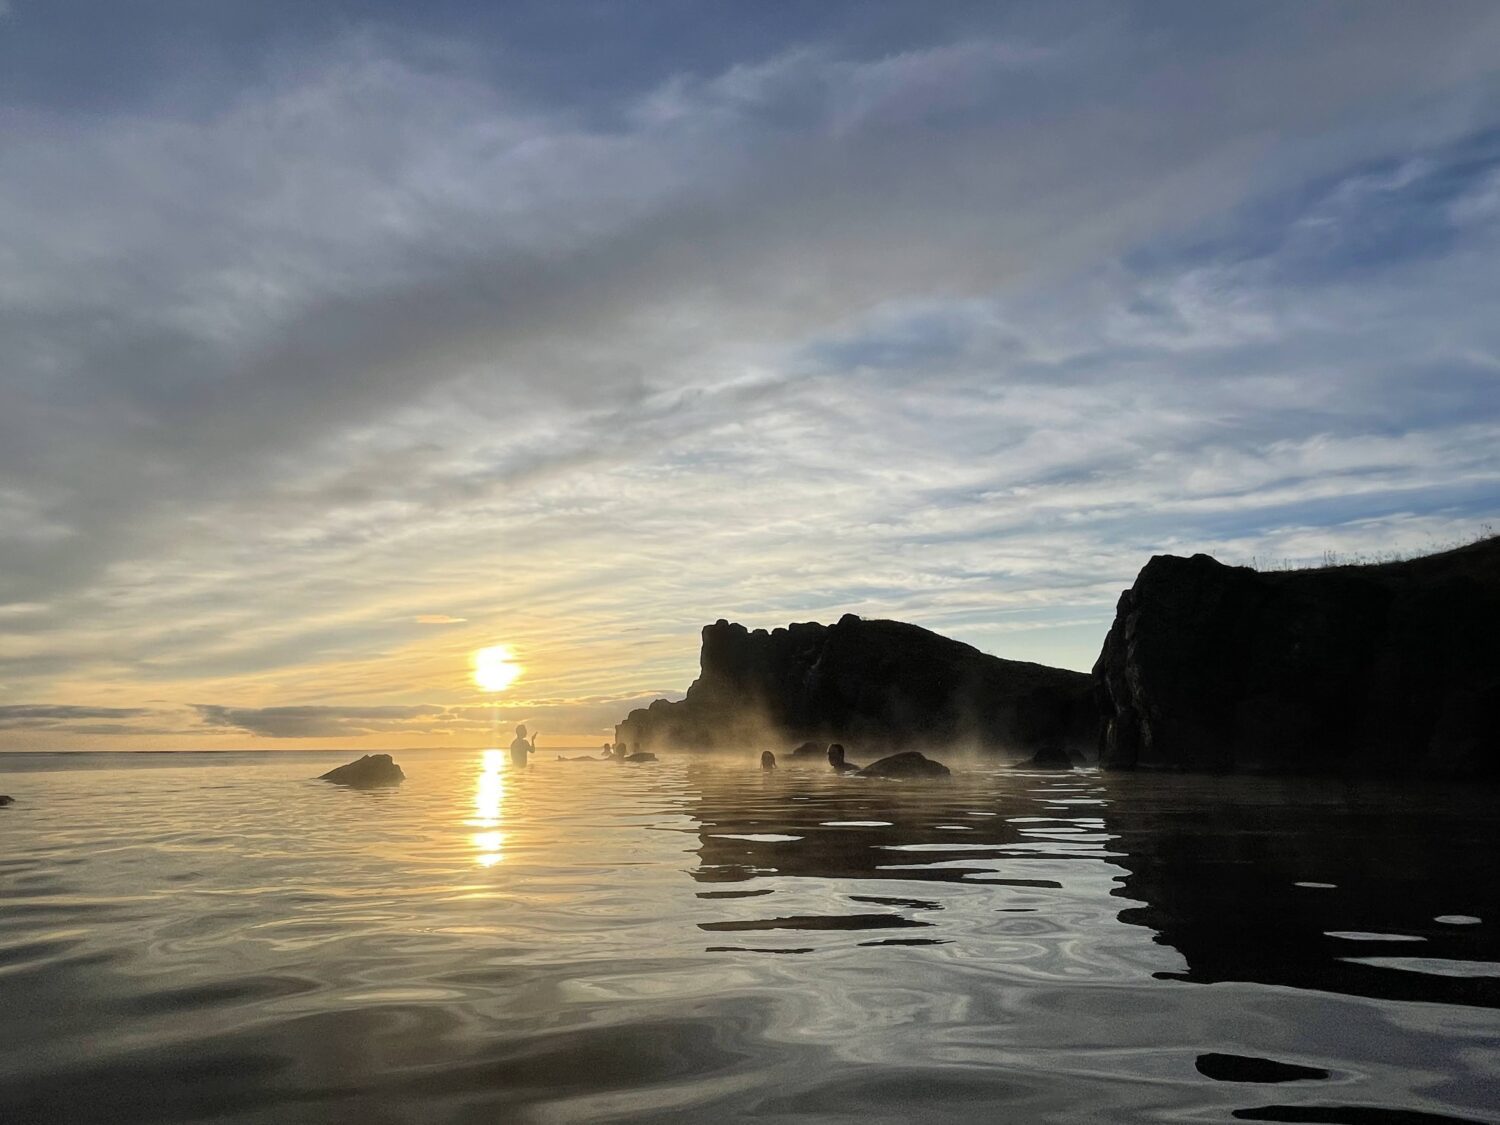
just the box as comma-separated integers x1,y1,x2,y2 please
1095,536,1500,777
318,753,405,788
616,614,1094,757
1015,746,1075,771
858,751,951,779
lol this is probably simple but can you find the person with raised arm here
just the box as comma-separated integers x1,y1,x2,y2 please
510,724,538,767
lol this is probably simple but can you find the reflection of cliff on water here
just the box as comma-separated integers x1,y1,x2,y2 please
1101,774,1500,1008
681,759,1167,969
691,766,1073,889
682,762,1498,1007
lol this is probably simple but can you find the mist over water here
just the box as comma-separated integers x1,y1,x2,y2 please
0,750,1496,1123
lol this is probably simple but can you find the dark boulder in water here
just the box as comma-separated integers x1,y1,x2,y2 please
787,741,825,759
857,751,951,779
1095,536,1500,777
1016,745,1075,770
318,754,405,788
0,795,14,806
615,614,1094,758
623,752,657,763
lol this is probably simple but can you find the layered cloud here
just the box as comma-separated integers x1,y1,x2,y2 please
1,2,1498,745
189,696,667,741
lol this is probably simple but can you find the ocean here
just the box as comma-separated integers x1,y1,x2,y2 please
0,749,1495,1123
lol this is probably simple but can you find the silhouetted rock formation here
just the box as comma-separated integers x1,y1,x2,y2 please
1016,745,1075,771
615,614,1094,757
787,741,825,759
1095,536,1500,777
317,753,405,788
858,751,951,779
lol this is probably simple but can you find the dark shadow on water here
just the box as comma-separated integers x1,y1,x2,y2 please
1197,1052,1330,1083
700,912,931,932
859,937,950,947
1231,1107,1488,1123
1103,774,1500,1008
685,764,1500,1009
849,894,943,910
695,888,775,899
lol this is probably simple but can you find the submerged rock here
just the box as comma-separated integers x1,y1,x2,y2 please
317,753,405,788
1016,745,1075,771
615,614,1095,758
857,751,951,779
1095,535,1500,777
0,795,13,806
623,751,657,763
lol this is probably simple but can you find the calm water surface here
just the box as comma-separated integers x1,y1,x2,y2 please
0,750,1496,1124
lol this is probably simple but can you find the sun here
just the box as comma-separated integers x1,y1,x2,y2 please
473,645,522,692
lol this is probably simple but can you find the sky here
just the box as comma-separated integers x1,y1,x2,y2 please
2,1,1499,750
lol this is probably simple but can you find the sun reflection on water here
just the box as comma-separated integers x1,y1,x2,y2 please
470,749,507,866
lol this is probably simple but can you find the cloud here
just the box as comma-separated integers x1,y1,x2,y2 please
191,703,446,739
0,601,48,617
1,7,1499,739
189,694,667,739
0,704,151,724
0,704,154,730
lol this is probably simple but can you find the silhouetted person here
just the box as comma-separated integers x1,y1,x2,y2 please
612,741,628,760
827,743,861,773
510,724,537,767
761,751,777,770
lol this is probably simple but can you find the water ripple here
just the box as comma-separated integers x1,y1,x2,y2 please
0,751,1494,1123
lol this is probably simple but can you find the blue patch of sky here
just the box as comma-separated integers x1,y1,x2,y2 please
1123,127,1500,286
800,306,981,375
0,0,1017,118
1355,363,1500,438
1107,483,1500,547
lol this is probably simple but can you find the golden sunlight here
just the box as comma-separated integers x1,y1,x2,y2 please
472,645,521,692
470,748,507,867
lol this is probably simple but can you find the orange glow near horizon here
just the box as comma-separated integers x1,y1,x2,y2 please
472,645,521,693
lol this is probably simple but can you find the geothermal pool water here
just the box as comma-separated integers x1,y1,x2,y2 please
0,750,1496,1123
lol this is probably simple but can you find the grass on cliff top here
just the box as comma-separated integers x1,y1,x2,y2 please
1242,525,1497,573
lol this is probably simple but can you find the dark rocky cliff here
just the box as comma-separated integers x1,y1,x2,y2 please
1095,536,1500,777
616,614,1094,757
